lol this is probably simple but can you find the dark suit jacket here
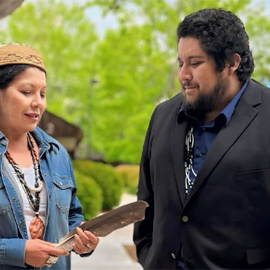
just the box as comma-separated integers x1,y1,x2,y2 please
134,79,270,269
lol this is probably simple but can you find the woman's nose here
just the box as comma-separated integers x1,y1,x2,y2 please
32,95,44,107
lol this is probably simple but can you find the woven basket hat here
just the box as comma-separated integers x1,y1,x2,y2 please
0,44,46,72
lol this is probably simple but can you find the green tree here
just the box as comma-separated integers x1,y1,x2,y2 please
0,0,98,135
90,24,173,162
86,0,270,163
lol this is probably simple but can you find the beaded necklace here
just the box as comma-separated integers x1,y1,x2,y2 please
184,124,197,195
5,133,44,239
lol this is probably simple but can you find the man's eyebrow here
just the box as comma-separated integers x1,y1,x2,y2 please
178,55,205,61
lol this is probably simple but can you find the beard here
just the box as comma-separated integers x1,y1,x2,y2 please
183,75,229,117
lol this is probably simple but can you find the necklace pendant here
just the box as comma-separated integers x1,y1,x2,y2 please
29,216,44,239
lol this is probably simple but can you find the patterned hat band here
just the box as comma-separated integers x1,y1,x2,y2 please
0,44,46,72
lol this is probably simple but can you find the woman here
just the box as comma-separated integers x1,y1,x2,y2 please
0,44,99,269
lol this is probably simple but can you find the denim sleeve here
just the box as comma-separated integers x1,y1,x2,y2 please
69,189,84,230
64,153,84,230
0,238,26,267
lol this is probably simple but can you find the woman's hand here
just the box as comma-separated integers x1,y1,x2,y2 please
25,239,69,267
72,227,99,254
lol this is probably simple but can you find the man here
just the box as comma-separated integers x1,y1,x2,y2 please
134,8,270,269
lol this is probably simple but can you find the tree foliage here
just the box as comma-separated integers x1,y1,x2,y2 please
87,0,270,163
0,0,98,127
1,0,270,164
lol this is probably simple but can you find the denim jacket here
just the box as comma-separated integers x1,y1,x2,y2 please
0,127,84,269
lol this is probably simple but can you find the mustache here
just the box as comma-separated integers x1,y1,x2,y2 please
182,81,198,88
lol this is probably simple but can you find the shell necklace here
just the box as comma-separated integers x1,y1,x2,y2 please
5,133,45,239
184,125,197,195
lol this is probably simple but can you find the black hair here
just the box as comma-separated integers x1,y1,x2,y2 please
177,8,254,81
0,64,45,90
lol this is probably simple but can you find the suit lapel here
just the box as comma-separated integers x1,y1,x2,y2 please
185,79,261,204
171,106,188,206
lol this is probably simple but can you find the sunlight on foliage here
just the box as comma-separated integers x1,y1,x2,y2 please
1,0,270,163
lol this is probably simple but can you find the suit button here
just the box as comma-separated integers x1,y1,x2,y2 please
182,216,189,222
171,253,176,259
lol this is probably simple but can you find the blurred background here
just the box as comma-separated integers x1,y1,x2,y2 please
1,0,270,166
1,0,270,268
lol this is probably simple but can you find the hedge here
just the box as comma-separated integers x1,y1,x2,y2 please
73,160,124,210
73,169,103,219
114,164,139,195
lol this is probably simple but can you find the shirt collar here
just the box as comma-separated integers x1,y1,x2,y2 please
178,80,249,126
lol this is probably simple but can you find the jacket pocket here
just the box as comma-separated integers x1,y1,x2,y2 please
53,174,74,213
235,168,270,182
0,182,12,215
246,246,270,265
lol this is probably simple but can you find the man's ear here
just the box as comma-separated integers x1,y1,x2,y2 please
228,53,241,75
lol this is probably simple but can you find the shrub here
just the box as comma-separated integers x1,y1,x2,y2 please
73,160,124,210
115,164,139,195
73,169,103,219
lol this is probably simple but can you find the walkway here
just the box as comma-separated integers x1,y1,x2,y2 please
71,193,143,270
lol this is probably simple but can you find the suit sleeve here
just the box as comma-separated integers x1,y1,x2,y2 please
133,107,157,266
